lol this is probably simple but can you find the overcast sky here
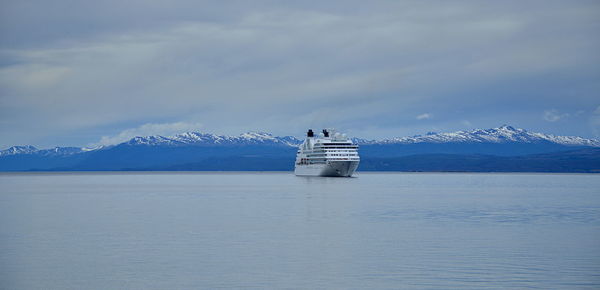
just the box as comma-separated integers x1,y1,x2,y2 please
1,0,599,148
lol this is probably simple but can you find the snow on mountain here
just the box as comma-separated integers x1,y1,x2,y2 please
123,131,302,147
370,125,600,146
122,126,599,148
351,137,375,144
0,145,38,156
37,147,85,156
125,135,178,146
0,146,85,157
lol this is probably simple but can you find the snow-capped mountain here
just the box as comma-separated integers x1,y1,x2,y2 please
36,147,86,156
1,126,599,172
1,126,598,158
364,125,600,146
0,146,85,157
0,145,38,156
123,125,600,148
123,132,302,147
0,132,301,157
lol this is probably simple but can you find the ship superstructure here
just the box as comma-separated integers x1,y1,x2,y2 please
294,129,360,177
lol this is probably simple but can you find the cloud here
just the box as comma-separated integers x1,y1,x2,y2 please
1,1,599,147
416,113,432,120
543,109,569,122
594,105,600,115
94,121,203,146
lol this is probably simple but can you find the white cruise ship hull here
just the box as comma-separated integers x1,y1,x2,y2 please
295,161,359,177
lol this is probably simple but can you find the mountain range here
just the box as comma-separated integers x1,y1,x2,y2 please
1,125,599,172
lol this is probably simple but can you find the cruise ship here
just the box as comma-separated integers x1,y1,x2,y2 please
294,129,360,177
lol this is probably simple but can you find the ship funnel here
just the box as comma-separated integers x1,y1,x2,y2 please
307,129,314,137
322,129,329,137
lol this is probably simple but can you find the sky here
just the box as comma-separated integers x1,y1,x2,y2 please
1,0,599,149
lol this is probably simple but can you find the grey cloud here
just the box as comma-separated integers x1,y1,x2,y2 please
1,1,599,148
543,109,569,122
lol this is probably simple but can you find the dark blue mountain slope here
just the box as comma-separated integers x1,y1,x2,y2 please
358,148,600,173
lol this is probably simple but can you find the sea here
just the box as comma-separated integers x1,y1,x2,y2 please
1,172,599,289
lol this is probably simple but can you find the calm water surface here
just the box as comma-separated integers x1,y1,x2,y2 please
1,172,599,289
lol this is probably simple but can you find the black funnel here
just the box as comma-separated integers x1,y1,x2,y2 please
322,129,329,137
307,129,314,137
